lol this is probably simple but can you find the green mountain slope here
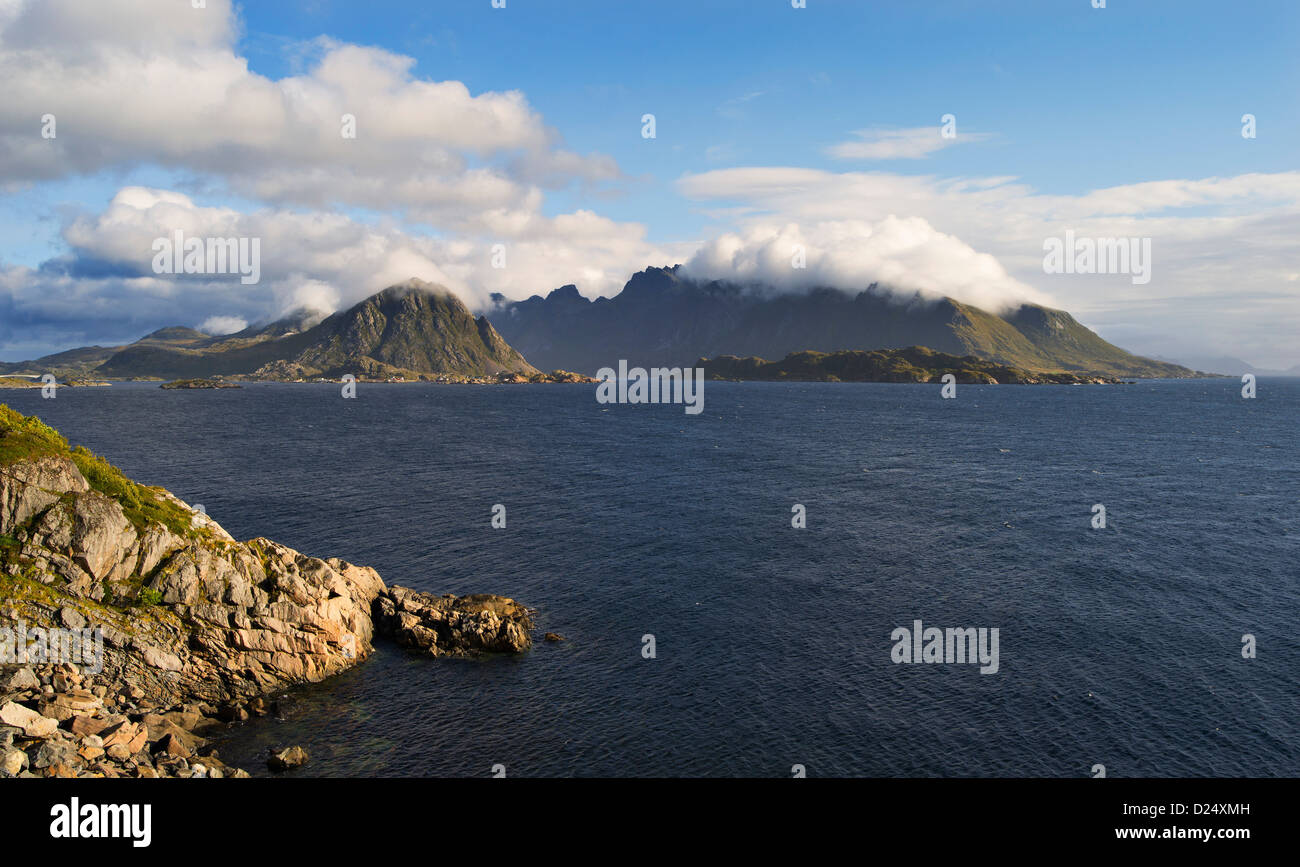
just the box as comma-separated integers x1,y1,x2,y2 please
92,280,536,380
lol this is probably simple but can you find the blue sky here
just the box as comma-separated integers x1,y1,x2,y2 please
1,0,1298,365
239,0,1299,219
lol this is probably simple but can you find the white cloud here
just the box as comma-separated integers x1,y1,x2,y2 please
198,315,248,335
0,0,618,226
678,167,1300,367
0,186,683,347
826,126,991,161
682,218,1048,312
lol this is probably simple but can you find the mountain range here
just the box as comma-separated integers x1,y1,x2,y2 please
490,266,1200,379
1,268,1213,381
1155,355,1300,378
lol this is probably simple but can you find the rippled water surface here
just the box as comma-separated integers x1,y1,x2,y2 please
6,379,1297,777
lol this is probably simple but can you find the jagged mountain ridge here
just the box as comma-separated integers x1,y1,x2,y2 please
490,266,1198,379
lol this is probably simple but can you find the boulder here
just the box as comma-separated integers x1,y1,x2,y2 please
32,740,80,770
1,746,29,776
100,720,148,754
155,733,190,759
0,668,39,692
267,745,309,771
68,714,118,737
41,688,102,720
0,701,59,738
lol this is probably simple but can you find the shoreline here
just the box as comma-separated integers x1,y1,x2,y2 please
0,405,535,778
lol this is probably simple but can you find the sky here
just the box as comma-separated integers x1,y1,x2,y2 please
1,0,1297,367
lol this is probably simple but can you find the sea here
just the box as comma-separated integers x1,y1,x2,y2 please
4,378,1296,777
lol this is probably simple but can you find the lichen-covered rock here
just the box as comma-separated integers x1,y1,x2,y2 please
68,491,138,580
0,456,88,535
374,587,533,657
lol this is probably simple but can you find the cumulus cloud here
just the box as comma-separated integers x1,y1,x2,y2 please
0,0,618,225
678,167,1300,367
682,218,1048,312
0,186,682,355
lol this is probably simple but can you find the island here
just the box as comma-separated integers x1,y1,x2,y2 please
699,346,1129,385
160,379,242,389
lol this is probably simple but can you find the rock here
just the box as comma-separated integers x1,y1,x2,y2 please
32,740,80,770
543,632,565,642
100,720,147,754
0,456,89,535
155,733,190,759
217,703,249,723
155,708,203,733
267,745,309,771
0,668,40,692
68,714,117,737
41,688,102,720
51,672,78,692
140,714,205,753
105,743,131,762
374,587,534,657
68,491,138,580
0,701,59,738
1,747,28,776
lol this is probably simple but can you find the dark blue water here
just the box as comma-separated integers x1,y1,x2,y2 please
5,379,1297,777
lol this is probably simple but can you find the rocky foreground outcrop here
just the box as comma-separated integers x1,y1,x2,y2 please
376,587,534,656
0,405,534,778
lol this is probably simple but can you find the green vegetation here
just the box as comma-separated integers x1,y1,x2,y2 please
946,300,1195,378
1,403,207,539
0,403,70,465
138,586,164,607
69,446,200,537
